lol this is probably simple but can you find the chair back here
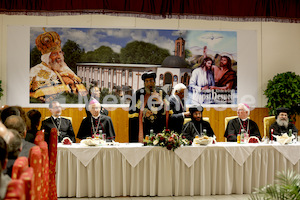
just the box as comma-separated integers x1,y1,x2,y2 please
4,179,26,200
34,129,45,145
11,157,28,180
38,141,49,200
28,146,42,200
183,117,210,125
48,128,58,200
19,167,35,200
263,116,276,138
224,116,238,130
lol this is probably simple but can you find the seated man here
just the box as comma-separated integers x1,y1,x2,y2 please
269,107,298,138
3,129,22,177
4,115,35,158
169,83,190,134
0,136,10,199
41,101,76,143
182,105,214,141
77,99,115,141
224,103,261,142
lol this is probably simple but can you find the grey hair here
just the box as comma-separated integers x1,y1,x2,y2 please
172,83,187,95
238,103,250,115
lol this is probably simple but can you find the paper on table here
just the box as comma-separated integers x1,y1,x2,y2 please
224,145,257,166
174,146,207,167
117,146,154,167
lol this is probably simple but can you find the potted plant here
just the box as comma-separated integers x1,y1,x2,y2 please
264,72,300,121
250,170,300,200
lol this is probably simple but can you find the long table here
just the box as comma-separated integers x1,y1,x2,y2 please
56,142,300,197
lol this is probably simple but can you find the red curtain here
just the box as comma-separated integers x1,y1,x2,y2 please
0,0,299,22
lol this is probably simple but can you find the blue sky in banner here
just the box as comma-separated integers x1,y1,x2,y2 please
30,28,237,60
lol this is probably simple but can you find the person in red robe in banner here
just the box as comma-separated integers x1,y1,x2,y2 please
210,55,237,90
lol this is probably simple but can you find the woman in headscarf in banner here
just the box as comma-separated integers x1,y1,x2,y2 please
128,72,169,143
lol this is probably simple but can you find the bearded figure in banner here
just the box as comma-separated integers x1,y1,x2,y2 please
128,72,169,143
30,28,87,103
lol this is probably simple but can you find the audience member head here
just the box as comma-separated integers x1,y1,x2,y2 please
89,81,101,99
276,107,290,128
0,136,8,171
27,109,41,130
14,106,31,131
0,122,12,144
142,72,156,94
189,105,203,122
4,115,26,138
172,83,186,100
6,129,22,159
237,103,250,120
0,106,20,123
89,99,101,118
49,101,62,118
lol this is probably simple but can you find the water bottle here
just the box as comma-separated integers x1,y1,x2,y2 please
203,129,207,136
100,130,103,139
150,129,154,137
240,130,245,144
289,129,292,137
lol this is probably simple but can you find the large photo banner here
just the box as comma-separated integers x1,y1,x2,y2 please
29,27,237,105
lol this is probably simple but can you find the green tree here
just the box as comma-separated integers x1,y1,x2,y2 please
81,46,120,63
264,72,300,121
30,46,42,68
185,49,192,59
120,41,170,64
62,40,83,73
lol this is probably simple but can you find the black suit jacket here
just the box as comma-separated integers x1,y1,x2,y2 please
169,95,185,134
41,116,76,143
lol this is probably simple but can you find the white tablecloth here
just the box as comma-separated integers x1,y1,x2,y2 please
56,142,300,197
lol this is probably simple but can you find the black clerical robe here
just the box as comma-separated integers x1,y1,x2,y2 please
224,118,261,142
128,87,168,142
77,115,115,140
41,116,76,143
269,122,298,138
169,95,186,134
182,120,215,141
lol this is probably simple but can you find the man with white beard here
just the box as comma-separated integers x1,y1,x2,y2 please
269,107,298,138
30,30,87,102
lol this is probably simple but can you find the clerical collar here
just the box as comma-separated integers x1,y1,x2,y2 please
52,116,60,120
92,114,100,119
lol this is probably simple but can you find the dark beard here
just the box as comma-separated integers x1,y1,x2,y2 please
145,85,155,94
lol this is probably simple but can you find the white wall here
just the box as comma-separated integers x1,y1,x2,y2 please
0,14,299,107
